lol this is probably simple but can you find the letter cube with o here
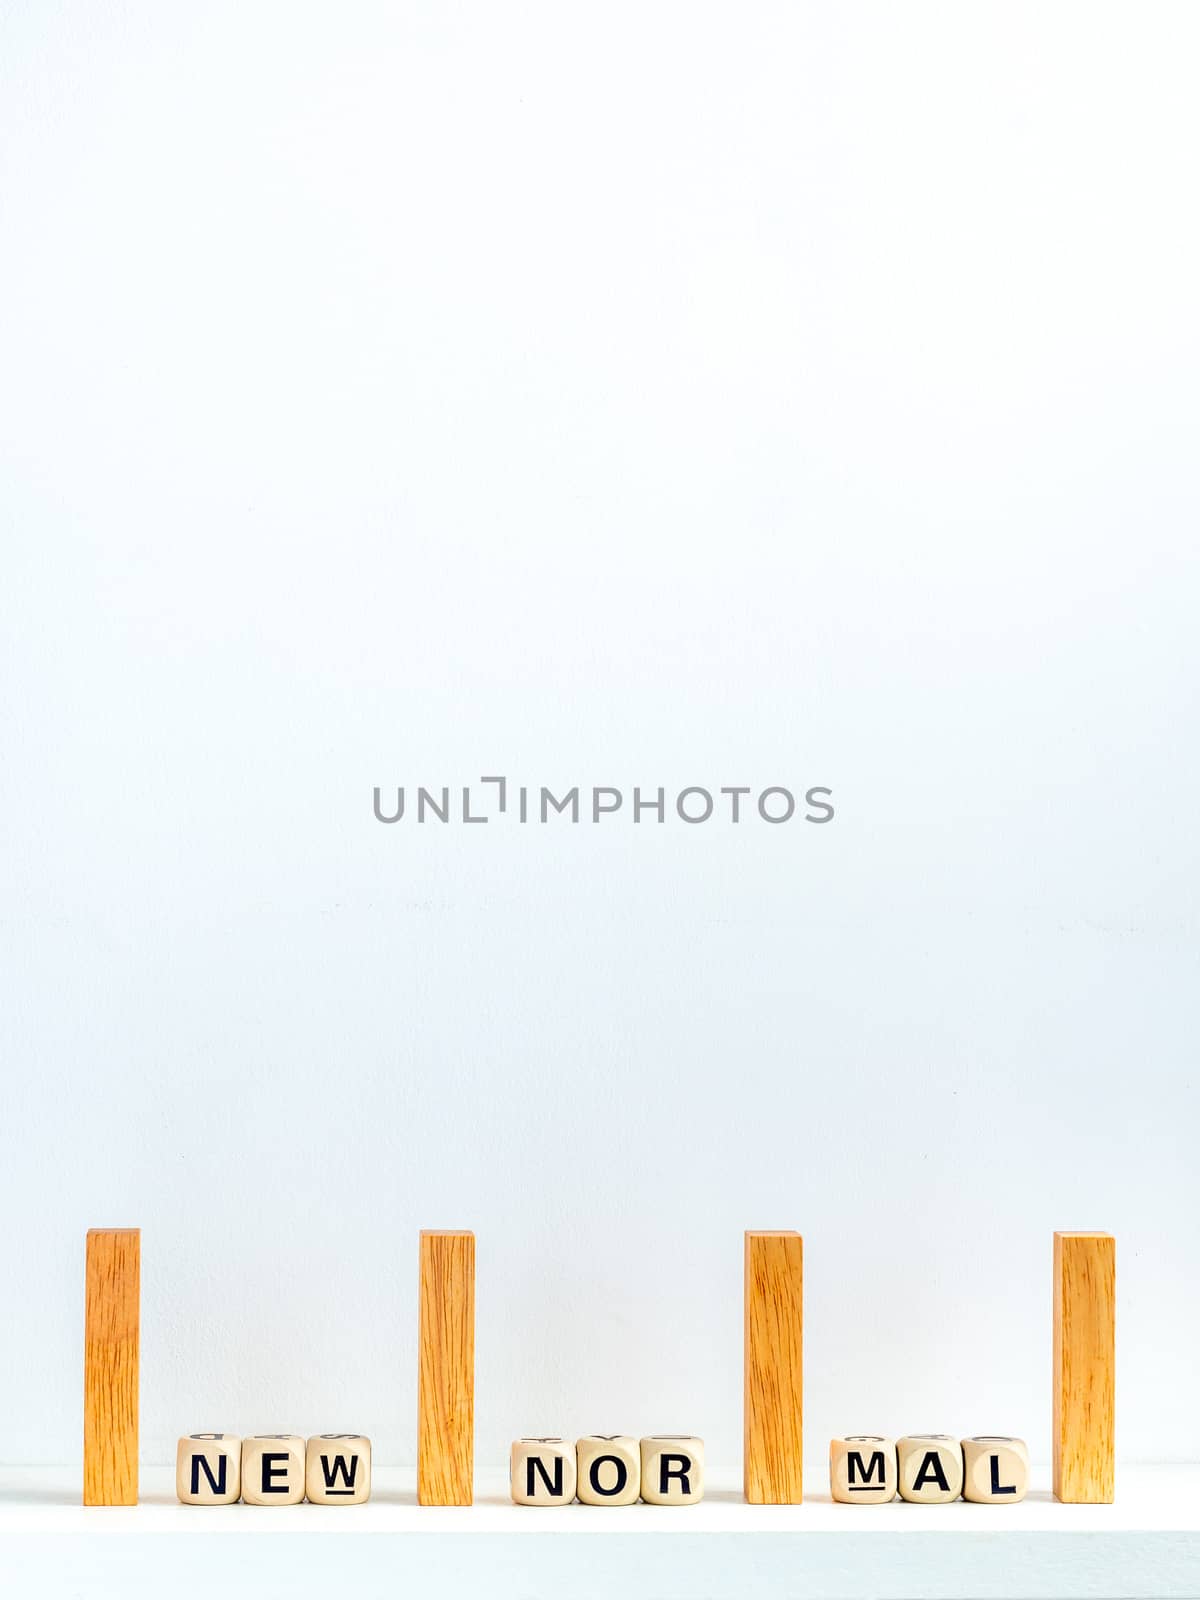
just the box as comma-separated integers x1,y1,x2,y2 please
242,1435,306,1505
830,1436,897,1504
640,1436,704,1505
306,1435,372,1505
176,1433,241,1505
962,1437,1029,1504
897,1435,964,1503
510,1438,577,1505
576,1436,640,1506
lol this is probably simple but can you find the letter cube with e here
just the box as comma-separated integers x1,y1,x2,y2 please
242,1435,306,1505
576,1435,640,1506
640,1436,704,1505
830,1436,897,1504
510,1438,577,1505
306,1435,371,1505
176,1433,241,1505
961,1437,1029,1504
897,1435,964,1504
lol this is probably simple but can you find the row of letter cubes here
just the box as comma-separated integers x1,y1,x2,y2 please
831,1436,1030,1503
176,1434,371,1504
511,1436,704,1505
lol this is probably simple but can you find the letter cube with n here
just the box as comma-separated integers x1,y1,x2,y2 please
242,1435,306,1505
640,1437,704,1505
830,1436,897,1504
176,1434,241,1505
306,1435,372,1505
510,1438,577,1505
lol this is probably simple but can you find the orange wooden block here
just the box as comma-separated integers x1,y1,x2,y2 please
744,1229,804,1503
83,1228,140,1506
417,1229,475,1505
1053,1230,1115,1503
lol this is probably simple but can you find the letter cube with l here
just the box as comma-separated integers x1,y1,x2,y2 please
640,1437,704,1505
962,1437,1029,1504
510,1438,577,1505
576,1436,640,1506
830,1436,897,1504
242,1435,306,1505
897,1435,963,1503
176,1433,241,1505
306,1435,372,1505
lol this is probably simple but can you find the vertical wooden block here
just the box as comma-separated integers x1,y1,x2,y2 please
83,1228,140,1506
744,1229,803,1503
417,1229,475,1505
1053,1230,1115,1503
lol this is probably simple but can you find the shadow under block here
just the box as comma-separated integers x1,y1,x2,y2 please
83,1228,140,1506
418,1230,475,1506
744,1230,803,1503
1053,1231,1115,1504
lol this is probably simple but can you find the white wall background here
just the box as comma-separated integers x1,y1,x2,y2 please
1,2,1197,1475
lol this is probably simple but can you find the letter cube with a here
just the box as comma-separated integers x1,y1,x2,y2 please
576,1436,640,1506
242,1435,306,1505
510,1438,577,1505
830,1436,897,1504
306,1435,371,1505
176,1433,241,1505
640,1437,704,1505
897,1435,963,1503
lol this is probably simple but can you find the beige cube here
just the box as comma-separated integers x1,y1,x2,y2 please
830,1436,897,1504
242,1435,306,1505
576,1435,640,1506
176,1433,241,1505
897,1435,963,1503
962,1437,1029,1504
306,1435,371,1505
510,1438,577,1505
640,1437,704,1505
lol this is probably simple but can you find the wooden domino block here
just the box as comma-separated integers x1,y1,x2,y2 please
417,1229,475,1505
1053,1230,1115,1503
83,1228,140,1506
744,1230,803,1503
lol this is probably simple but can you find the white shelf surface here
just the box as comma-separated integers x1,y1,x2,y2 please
2,1466,1198,1598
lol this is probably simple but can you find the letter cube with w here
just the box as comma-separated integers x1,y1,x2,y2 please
305,1435,372,1505
176,1433,241,1504
510,1438,577,1505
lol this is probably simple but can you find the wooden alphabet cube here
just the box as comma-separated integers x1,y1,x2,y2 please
576,1435,640,1506
241,1435,306,1505
829,1436,897,1504
961,1437,1029,1504
176,1434,241,1505
640,1437,705,1505
510,1438,577,1505
897,1435,963,1504
306,1435,371,1505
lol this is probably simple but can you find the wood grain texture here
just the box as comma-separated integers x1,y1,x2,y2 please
417,1229,475,1505
744,1230,803,1503
83,1228,140,1506
1053,1231,1115,1503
